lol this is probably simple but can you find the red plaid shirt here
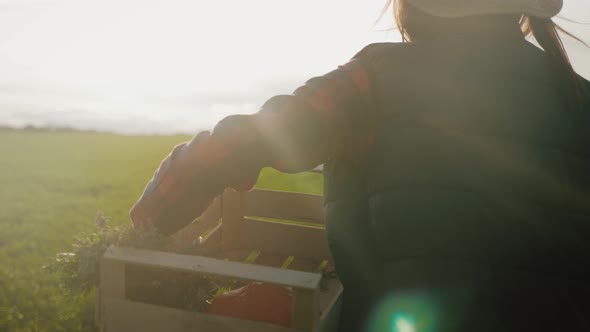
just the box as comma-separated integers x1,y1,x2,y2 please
130,58,373,235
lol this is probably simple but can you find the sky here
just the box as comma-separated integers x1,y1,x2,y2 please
0,0,589,134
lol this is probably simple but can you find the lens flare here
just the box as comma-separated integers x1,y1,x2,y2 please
391,313,416,332
367,291,436,332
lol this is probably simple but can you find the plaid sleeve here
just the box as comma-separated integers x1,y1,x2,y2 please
251,58,374,172
130,58,373,235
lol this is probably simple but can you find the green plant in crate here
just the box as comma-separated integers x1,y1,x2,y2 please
45,211,168,293
46,210,242,327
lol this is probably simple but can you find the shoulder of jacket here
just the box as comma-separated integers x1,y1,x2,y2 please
352,42,409,61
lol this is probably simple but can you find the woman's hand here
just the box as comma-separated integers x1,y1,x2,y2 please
130,131,220,235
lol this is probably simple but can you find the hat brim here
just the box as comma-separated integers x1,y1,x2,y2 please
406,0,563,19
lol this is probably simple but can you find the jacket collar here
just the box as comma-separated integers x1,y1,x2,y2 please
410,18,525,44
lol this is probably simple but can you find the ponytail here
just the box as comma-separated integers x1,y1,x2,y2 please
522,16,589,110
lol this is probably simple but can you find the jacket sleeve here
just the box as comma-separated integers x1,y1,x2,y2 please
130,58,374,235
247,58,374,172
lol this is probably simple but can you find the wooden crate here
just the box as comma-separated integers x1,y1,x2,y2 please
97,188,342,332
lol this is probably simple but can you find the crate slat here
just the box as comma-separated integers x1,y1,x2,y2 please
318,278,343,332
101,297,295,332
293,288,320,331
102,246,322,291
99,258,125,298
243,218,332,261
221,190,247,251
319,278,342,320
246,190,324,224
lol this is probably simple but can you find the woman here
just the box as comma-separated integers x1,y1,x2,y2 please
131,0,590,330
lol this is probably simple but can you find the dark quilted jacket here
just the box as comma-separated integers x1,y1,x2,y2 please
324,29,590,331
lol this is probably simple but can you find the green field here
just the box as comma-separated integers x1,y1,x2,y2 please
0,131,322,331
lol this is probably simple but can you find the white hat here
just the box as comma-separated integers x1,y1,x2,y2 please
405,0,563,18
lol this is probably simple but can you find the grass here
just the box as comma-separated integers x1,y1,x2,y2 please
0,130,322,332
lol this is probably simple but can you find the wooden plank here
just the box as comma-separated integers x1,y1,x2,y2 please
243,218,332,261
246,190,324,224
318,278,343,332
101,297,296,332
97,257,126,331
221,190,247,251
99,257,125,298
319,278,343,320
292,288,320,332
103,246,322,291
